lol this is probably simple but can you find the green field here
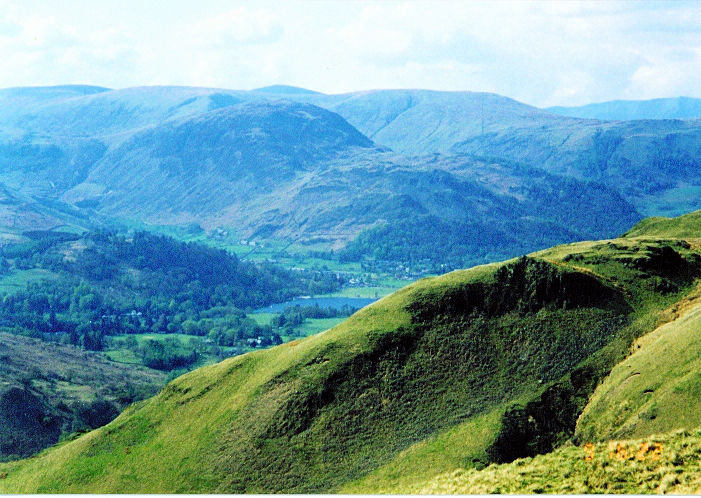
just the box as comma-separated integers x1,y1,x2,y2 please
105,334,248,371
248,313,277,327
0,268,59,294
322,277,408,298
294,317,345,336
249,313,347,342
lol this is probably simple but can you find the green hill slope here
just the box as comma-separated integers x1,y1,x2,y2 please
411,281,701,494
0,333,165,462
0,215,700,493
623,209,701,238
420,429,701,494
381,212,701,494
576,287,701,443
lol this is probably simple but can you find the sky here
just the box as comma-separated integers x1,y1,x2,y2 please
0,0,699,107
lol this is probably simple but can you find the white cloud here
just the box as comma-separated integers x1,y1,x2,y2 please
627,48,701,99
0,0,698,106
0,20,21,38
188,7,284,48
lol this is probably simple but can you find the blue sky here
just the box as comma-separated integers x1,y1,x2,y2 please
0,0,699,107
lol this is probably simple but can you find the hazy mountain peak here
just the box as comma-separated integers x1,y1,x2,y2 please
0,84,111,98
251,84,322,95
547,96,701,120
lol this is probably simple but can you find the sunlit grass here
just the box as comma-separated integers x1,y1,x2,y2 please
420,429,701,494
576,287,701,442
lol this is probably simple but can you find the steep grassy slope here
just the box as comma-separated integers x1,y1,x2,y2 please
378,212,701,494
417,291,701,494
1,219,699,493
572,209,701,442
576,288,701,443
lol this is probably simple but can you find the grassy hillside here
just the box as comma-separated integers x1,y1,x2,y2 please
576,287,701,443
375,212,701,494
1,213,699,493
413,267,701,494
623,209,701,238
419,428,701,494
0,333,165,461
570,209,701,443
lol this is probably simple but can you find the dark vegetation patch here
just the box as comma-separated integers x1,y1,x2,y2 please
486,243,701,464
0,387,61,461
407,256,626,321
487,364,602,463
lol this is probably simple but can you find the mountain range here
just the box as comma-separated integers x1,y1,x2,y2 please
547,96,701,121
1,85,700,268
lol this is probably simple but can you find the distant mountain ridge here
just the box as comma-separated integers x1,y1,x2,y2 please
251,85,322,95
302,89,558,154
1,84,700,266
547,96,701,121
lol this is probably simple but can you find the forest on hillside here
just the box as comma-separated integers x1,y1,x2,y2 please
0,230,342,369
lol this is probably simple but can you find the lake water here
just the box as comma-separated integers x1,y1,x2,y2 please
256,296,378,313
